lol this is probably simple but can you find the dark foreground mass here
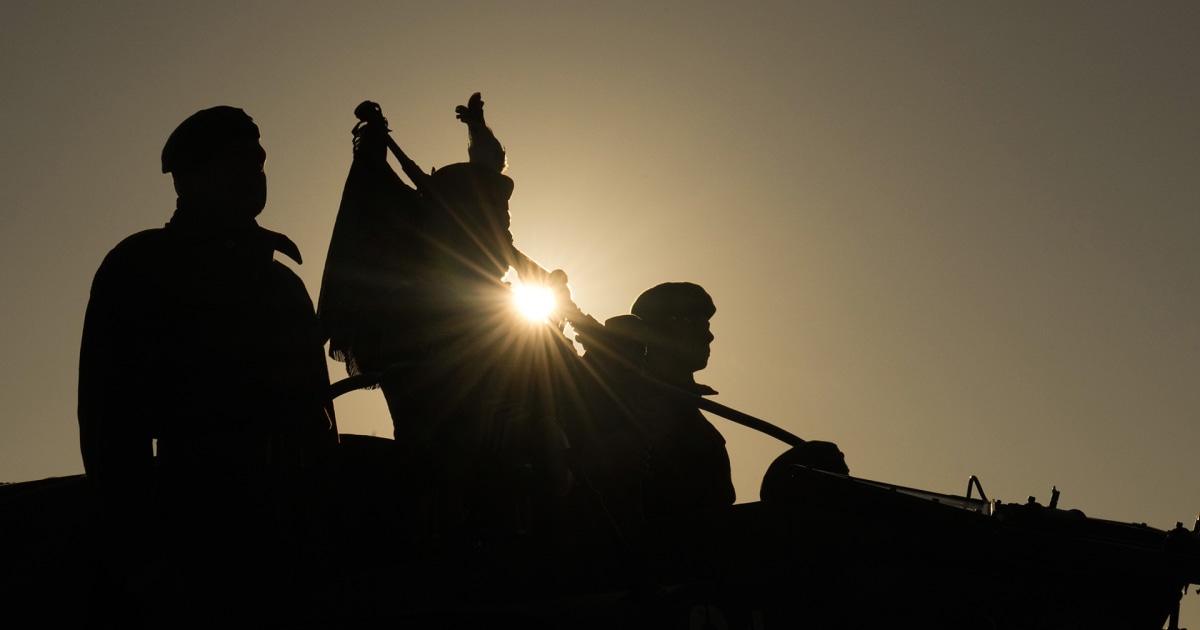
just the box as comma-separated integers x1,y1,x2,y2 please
3,449,1197,629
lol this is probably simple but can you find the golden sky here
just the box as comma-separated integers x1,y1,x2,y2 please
2,0,1198,588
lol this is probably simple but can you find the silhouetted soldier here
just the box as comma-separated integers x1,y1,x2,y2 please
318,94,573,546
78,106,337,624
568,314,654,526
634,283,852,512
628,282,736,518
319,95,557,437
569,283,735,524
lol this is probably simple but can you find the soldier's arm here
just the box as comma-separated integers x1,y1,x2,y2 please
78,242,158,517
456,92,507,173
509,247,553,286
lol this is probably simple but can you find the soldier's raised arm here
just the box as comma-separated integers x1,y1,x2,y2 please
456,92,507,173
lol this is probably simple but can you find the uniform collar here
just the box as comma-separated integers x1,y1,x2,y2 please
167,198,302,265
686,381,718,397
650,372,718,397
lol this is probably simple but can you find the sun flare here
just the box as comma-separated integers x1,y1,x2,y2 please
512,283,557,322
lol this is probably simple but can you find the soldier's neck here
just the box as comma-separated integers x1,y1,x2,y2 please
172,196,260,234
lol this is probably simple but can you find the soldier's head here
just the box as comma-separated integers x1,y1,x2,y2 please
595,314,648,371
631,282,716,379
162,106,267,220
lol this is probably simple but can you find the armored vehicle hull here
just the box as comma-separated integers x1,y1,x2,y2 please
6,454,1195,629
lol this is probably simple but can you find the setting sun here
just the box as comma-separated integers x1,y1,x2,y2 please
512,283,557,322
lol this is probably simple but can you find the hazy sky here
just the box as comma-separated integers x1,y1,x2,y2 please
2,0,1198,587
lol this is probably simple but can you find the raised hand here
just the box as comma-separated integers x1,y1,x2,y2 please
455,92,485,124
455,92,506,172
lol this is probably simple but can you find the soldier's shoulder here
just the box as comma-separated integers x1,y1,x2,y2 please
90,228,176,287
103,228,173,263
269,256,306,281
268,258,317,302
